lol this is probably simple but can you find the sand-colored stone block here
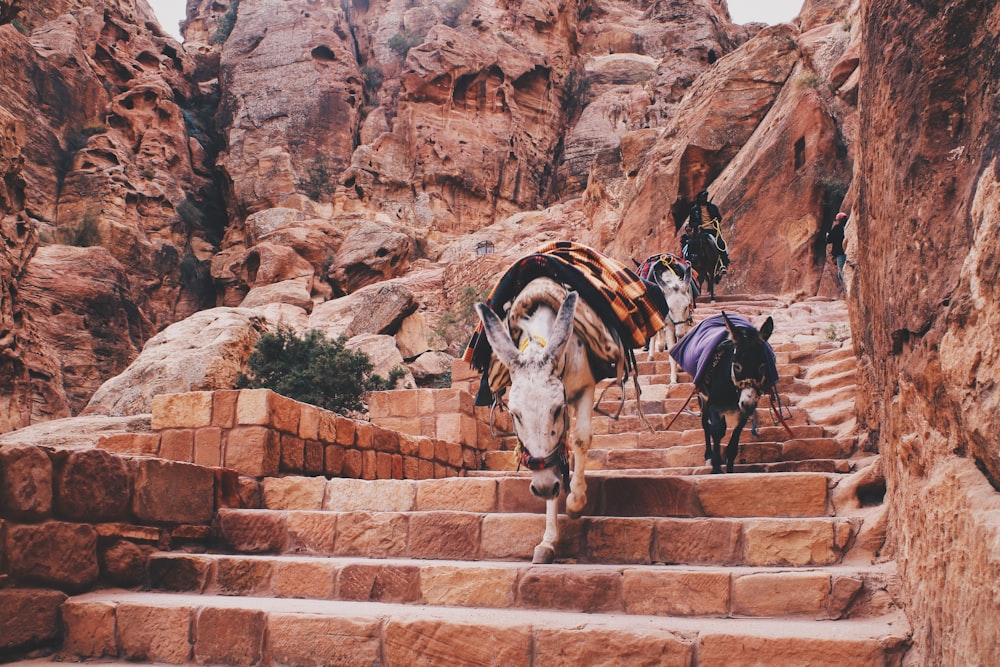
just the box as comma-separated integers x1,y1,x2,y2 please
317,410,339,443
653,518,742,565
338,563,421,602
535,626,692,667
298,404,320,440
262,476,326,510
408,511,481,559
235,389,299,434
60,599,115,658
0,588,64,653
743,518,838,566
355,421,373,449
480,514,546,560
433,388,474,414
159,428,194,462
335,414,357,445
304,439,324,474
389,389,420,417
698,633,888,667
697,473,830,518
193,428,223,467
731,571,831,617
194,606,265,666
420,564,517,607
147,554,211,592
117,602,193,663
0,445,52,520
372,427,399,453
285,511,337,553
271,559,337,599
366,391,391,419
214,556,272,595
97,433,161,456
416,478,497,512
269,614,381,666
280,433,305,473
133,459,215,525
216,509,287,553
623,567,730,616
324,444,344,476
212,390,239,428
435,413,477,446
325,478,416,512
584,517,653,564
225,426,279,477
361,449,377,480
152,391,213,430
384,618,531,667
333,511,408,558
518,568,623,612
342,449,362,478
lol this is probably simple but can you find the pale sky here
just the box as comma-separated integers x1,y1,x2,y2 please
727,0,803,25
146,0,803,42
148,0,185,40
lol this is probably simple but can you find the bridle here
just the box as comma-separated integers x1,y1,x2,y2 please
513,390,572,490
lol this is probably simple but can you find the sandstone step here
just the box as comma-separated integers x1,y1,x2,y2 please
272,471,836,518
51,590,911,667
588,439,850,469
216,508,856,567
483,436,849,471
591,418,821,442
144,552,900,621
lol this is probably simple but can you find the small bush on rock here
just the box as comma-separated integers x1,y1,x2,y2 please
237,326,405,414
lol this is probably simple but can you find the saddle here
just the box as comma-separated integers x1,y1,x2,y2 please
464,241,668,406
669,313,778,389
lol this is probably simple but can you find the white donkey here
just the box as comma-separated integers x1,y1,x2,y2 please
646,260,695,383
475,277,618,564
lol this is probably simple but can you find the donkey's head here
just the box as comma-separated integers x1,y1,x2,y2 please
723,311,774,415
475,292,579,500
653,263,693,337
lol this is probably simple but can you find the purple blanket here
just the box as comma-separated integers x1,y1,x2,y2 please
670,314,778,387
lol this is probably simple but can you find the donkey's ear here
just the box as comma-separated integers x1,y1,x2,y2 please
546,291,579,361
475,303,521,369
759,316,774,341
722,311,737,339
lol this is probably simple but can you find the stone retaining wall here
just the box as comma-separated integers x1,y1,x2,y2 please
99,388,489,480
0,444,244,657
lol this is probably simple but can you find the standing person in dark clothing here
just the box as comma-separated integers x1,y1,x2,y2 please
827,212,848,288
681,190,730,277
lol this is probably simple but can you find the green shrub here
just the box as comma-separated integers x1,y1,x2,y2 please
302,158,335,200
236,327,405,414
388,30,422,57
212,0,240,44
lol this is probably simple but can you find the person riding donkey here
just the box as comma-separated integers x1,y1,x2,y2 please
681,189,731,279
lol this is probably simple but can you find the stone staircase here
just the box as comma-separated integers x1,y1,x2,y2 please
5,294,912,665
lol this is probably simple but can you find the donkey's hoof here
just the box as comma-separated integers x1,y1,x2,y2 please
532,544,555,564
566,492,587,518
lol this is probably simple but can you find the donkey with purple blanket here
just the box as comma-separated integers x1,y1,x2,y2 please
671,312,777,473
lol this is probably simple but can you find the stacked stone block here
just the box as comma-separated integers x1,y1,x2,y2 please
0,444,242,658
98,388,484,480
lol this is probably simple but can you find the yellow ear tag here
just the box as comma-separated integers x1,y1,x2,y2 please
519,334,548,352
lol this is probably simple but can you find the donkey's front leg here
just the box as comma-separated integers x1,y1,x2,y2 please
666,327,679,384
566,390,594,519
533,497,559,564
724,413,749,474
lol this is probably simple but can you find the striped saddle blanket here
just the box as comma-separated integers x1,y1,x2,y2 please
463,241,668,405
